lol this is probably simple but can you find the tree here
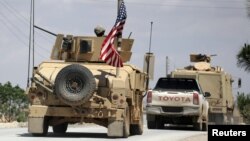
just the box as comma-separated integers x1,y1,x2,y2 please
236,44,250,72
237,1,250,124
0,82,28,122
237,92,250,124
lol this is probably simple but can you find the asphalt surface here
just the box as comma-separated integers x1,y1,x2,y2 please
0,125,207,141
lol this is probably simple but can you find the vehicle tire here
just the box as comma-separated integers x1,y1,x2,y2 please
130,109,143,135
123,104,130,138
147,121,156,129
202,111,208,131
147,114,156,129
53,123,68,134
156,116,164,129
193,121,202,131
202,121,208,131
55,64,96,106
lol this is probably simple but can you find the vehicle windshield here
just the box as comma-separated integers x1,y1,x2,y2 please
154,78,200,93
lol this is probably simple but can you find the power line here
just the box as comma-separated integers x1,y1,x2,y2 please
0,17,28,47
0,0,28,25
0,6,51,54
0,10,28,40
91,0,247,10
0,17,47,60
104,0,247,3
127,2,246,10
0,0,54,43
0,7,48,60
161,0,246,2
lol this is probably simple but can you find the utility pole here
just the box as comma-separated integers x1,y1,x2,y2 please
32,0,35,79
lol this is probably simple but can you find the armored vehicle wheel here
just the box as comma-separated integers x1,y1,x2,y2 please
55,64,96,106
53,123,68,134
130,111,143,135
123,104,131,138
202,121,208,131
202,111,208,131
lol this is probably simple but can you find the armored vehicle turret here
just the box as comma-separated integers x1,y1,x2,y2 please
26,32,147,137
171,54,235,124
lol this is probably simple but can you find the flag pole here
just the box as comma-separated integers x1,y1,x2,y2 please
116,0,122,78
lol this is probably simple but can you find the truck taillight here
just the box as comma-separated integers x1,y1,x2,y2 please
147,91,152,103
193,92,199,105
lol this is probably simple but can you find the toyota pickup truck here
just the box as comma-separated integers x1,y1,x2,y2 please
146,77,210,131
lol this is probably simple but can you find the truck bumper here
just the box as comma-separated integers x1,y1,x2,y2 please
146,106,200,116
28,105,123,120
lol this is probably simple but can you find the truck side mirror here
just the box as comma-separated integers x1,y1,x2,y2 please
238,78,241,88
204,92,211,97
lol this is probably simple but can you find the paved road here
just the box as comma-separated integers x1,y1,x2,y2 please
0,125,206,141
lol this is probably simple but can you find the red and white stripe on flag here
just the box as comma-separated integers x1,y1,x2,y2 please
100,25,123,67
100,1,127,67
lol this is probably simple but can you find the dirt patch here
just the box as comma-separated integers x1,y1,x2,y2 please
0,122,27,128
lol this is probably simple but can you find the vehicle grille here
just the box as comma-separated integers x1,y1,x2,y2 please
162,107,183,112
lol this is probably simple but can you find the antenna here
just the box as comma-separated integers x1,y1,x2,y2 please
128,32,132,39
148,21,153,53
166,56,169,77
145,21,153,91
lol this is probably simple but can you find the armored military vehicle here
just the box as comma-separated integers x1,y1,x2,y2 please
26,31,147,137
170,54,235,124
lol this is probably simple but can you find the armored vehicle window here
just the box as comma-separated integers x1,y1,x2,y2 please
62,39,72,51
80,40,92,53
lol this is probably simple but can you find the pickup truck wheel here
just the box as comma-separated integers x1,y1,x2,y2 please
55,64,96,106
147,121,156,129
156,116,164,129
53,123,68,134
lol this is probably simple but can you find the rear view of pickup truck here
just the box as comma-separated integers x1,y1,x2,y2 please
146,78,210,131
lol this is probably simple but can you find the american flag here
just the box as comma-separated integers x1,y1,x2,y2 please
100,1,127,67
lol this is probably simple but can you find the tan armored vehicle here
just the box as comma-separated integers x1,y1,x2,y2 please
26,31,147,137
170,54,235,124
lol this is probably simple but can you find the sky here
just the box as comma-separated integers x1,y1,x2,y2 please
0,0,250,96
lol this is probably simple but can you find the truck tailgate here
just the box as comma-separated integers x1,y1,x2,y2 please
150,91,196,107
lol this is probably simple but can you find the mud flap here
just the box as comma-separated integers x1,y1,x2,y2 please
107,120,123,137
28,117,46,134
